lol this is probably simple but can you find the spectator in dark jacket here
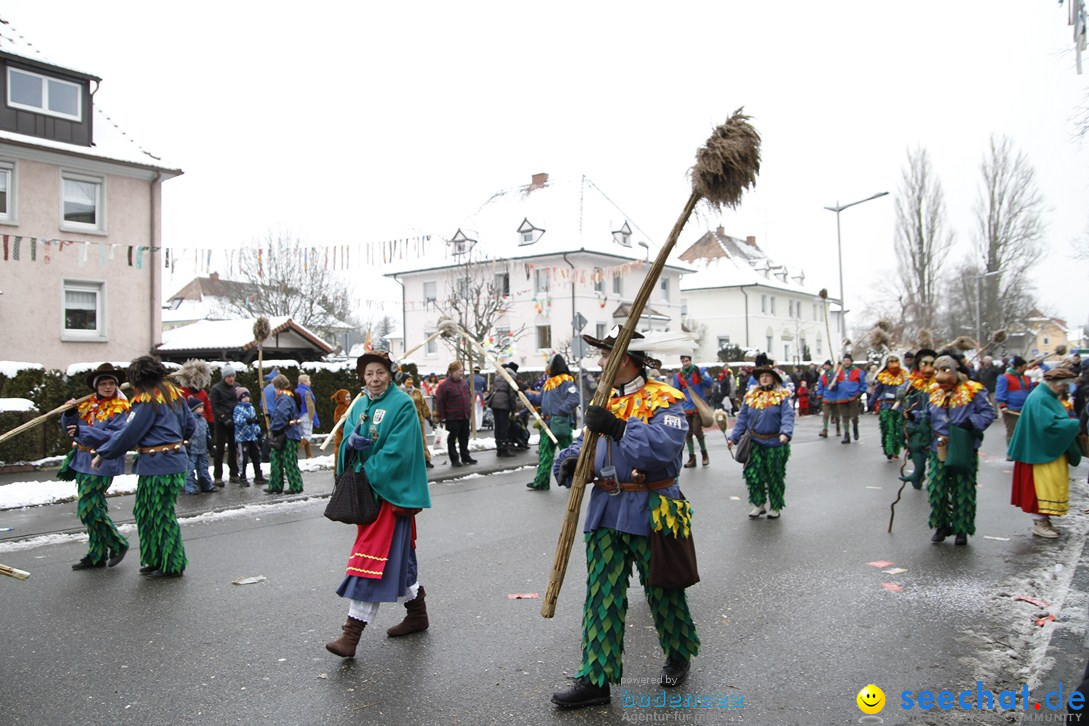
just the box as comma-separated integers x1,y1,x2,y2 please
435,361,477,467
975,356,1003,404
209,364,240,485
489,363,521,459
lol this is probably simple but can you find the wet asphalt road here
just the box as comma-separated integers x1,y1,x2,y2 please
2,414,1087,726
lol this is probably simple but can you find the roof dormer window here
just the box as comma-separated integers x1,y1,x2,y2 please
6,67,82,122
517,218,545,246
448,228,477,256
612,221,632,248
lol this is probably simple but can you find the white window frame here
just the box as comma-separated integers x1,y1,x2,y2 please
717,335,731,350
596,322,607,339
61,279,107,342
659,278,670,302
593,267,605,294
422,280,437,309
60,170,105,234
535,269,550,294
536,324,552,350
494,272,510,297
770,296,776,315
612,273,622,296
761,295,767,314
0,160,14,224
6,67,83,122
424,329,438,356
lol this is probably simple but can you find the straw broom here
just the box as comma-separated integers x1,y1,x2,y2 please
0,562,30,580
254,316,272,431
541,108,761,618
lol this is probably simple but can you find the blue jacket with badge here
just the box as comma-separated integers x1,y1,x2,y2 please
96,384,196,476
60,395,130,477
271,391,303,441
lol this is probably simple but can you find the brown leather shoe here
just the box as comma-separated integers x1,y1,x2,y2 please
325,617,366,657
683,454,696,468
387,586,429,637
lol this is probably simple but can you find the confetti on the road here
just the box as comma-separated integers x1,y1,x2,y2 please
983,536,1010,541
866,560,895,569
1014,596,1051,608
882,567,908,575
865,486,882,490
0,527,12,532
508,593,539,599
318,673,328,680
232,575,267,585
729,496,741,501
882,583,904,593
1034,614,1056,627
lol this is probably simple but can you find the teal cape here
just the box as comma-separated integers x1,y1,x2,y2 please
336,385,431,509
1007,384,1081,467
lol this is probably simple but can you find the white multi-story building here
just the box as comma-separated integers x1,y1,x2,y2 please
678,227,842,364
387,173,689,373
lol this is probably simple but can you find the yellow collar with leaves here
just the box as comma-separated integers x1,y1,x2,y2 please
543,374,573,391
909,372,932,391
743,387,791,409
877,370,906,386
132,383,183,405
608,379,683,423
77,395,130,424
928,380,984,408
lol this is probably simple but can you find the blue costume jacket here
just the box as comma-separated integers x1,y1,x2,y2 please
729,388,795,449
830,366,865,402
672,366,713,414
541,376,580,419
995,371,1034,411
926,381,996,451
60,396,129,477
553,379,687,536
271,391,302,441
96,385,196,476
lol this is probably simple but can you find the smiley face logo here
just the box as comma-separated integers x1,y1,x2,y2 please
856,684,885,714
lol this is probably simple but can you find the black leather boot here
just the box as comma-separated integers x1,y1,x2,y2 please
661,658,691,687
853,420,860,441
551,677,611,708
931,526,951,543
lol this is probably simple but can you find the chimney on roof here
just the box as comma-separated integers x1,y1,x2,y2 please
716,225,725,236
209,272,220,281
745,236,757,247
529,172,549,190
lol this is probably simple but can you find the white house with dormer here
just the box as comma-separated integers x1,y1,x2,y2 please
678,227,842,364
386,173,690,373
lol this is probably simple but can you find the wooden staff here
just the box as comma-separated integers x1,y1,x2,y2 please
0,563,30,580
0,383,131,448
455,324,558,445
254,317,272,432
320,327,455,451
541,107,761,619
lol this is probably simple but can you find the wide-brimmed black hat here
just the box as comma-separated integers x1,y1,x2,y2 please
357,350,396,374
751,366,783,385
581,327,662,370
85,362,124,391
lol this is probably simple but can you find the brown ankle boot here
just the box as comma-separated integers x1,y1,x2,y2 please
386,586,429,637
325,617,366,657
683,454,696,469
302,440,313,458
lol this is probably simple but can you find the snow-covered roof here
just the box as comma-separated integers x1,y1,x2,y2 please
385,174,691,276
157,316,333,354
0,361,44,378
679,255,829,299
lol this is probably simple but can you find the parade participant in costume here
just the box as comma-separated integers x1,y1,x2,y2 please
729,366,795,519
326,351,432,658
996,356,1034,445
925,352,995,546
796,380,810,416
1009,367,1082,539
264,375,303,494
182,397,216,495
528,354,580,491
59,363,131,570
295,374,320,459
330,388,352,452
92,356,195,578
209,364,240,485
403,377,435,469
816,360,840,439
174,359,214,428
233,388,265,486
672,354,713,468
829,353,865,444
899,348,937,489
550,328,698,709
873,354,908,461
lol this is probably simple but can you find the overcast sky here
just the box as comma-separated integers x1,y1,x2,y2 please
4,1,1088,335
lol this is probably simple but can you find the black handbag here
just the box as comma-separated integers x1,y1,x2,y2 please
268,429,287,451
324,451,381,525
649,527,700,589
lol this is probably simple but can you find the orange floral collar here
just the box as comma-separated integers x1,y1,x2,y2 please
743,387,791,409
909,372,932,391
77,395,130,424
877,370,906,386
543,374,574,392
608,379,683,423
928,380,984,408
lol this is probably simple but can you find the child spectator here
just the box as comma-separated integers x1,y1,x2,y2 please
797,380,810,416
183,397,216,494
233,388,265,486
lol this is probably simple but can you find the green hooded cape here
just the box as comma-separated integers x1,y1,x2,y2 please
337,385,431,509
1007,384,1081,467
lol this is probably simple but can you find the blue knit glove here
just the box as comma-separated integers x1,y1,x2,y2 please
346,426,374,451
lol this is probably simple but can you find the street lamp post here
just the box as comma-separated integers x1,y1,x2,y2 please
823,192,889,350
974,270,1003,351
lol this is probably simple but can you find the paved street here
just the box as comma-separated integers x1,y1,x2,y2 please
2,414,1087,725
